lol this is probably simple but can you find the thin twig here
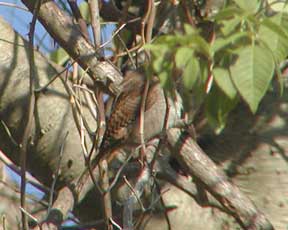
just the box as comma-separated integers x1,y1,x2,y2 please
70,77,102,195
73,84,98,120
98,23,127,50
141,0,153,44
0,120,19,147
20,1,41,229
79,100,89,158
181,0,196,26
145,0,156,44
0,2,29,11
34,60,75,93
115,42,143,58
116,0,154,61
139,77,150,162
94,90,106,157
109,217,122,230
88,0,101,48
68,6,109,219
0,150,49,194
86,160,102,193
19,207,39,225
0,179,48,207
48,132,69,214
99,160,113,230
107,151,134,192
123,176,145,211
73,84,100,159
116,34,137,69
65,76,102,194
68,0,89,40
2,215,6,230
122,166,150,230
96,12,141,51
70,85,96,136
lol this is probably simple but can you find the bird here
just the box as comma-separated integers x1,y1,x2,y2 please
92,70,161,165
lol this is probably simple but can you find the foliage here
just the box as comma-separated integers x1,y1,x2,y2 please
146,0,288,131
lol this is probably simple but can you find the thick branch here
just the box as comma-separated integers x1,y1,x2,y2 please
167,128,274,230
21,0,122,95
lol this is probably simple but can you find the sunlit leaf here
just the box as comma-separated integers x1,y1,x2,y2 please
145,44,170,73
230,45,274,113
259,12,288,62
221,17,241,35
267,0,288,12
189,35,211,57
213,68,237,99
213,6,243,20
233,0,260,13
158,71,168,88
261,17,288,40
184,24,196,35
153,55,166,73
211,32,248,54
151,35,179,47
175,47,194,68
183,58,200,90
158,61,174,90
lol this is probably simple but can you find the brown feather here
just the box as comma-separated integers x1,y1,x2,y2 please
104,71,145,143
95,71,160,166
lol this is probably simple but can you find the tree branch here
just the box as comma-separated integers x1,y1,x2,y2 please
167,128,274,230
21,0,123,95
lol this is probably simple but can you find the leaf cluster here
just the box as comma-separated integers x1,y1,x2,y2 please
146,0,288,132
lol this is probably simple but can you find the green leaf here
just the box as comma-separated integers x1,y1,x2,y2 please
153,55,166,73
267,0,288,12
230,45,275,113
145,44,170,73
261,18,288,40
205,86,239,133
158,62,174,90
159,71,169,88
175,47,199,89
189,35,211,57
145,43,169,53
211,31,248,54
233,0,260,13
151,35,179,47
259,13,288,61
175,47,194,68
183,58,199,90
221,17,241,35
213,6,242,20
199,59,209,84
184,24,196,35
213,68,237,99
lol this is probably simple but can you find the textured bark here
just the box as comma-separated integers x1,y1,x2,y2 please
21,0,123,95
